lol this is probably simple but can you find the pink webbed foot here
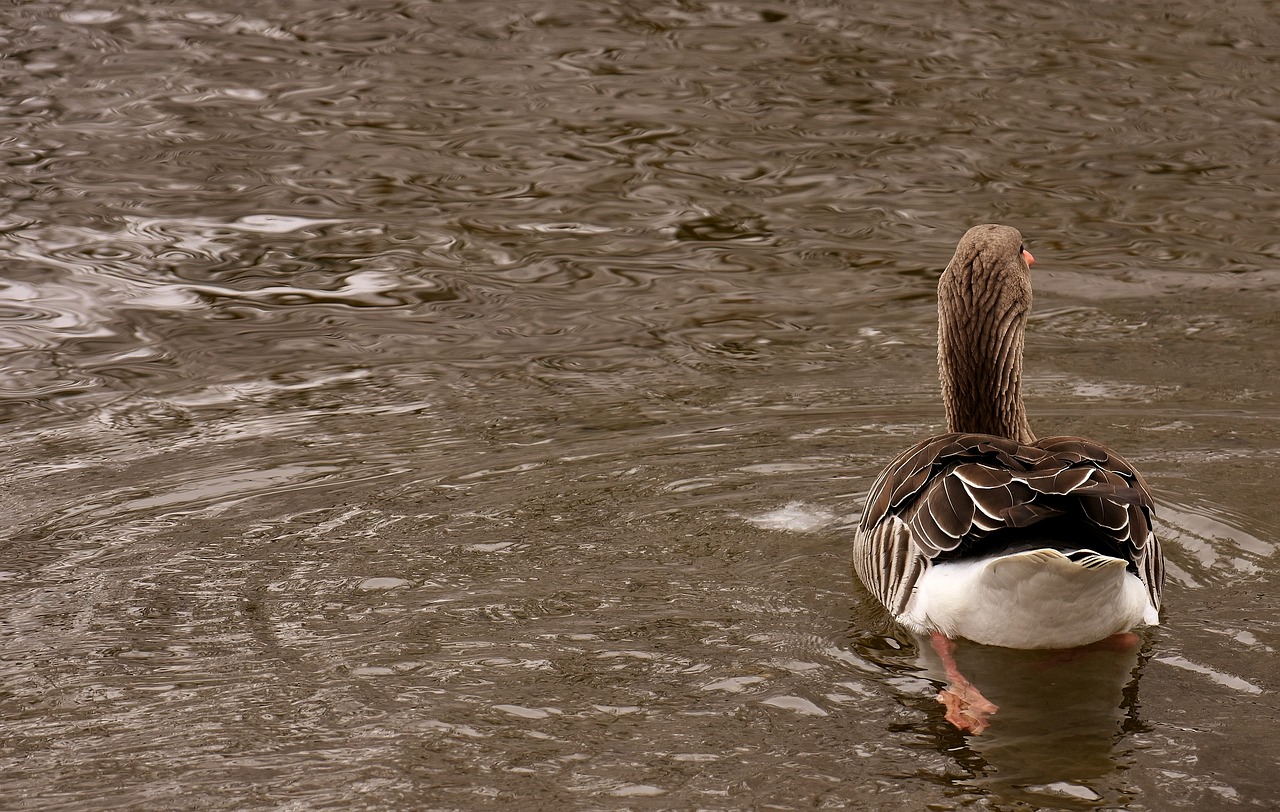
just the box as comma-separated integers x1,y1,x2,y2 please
930,631,1000,734
937,683,999,734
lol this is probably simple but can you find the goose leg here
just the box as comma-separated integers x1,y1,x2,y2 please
931,631,999,734
1033,631,1142,669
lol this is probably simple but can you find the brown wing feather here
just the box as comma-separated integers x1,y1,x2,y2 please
852,516,922,616
853,432,1164,616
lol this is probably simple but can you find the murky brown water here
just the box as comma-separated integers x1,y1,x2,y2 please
2,1,1278,809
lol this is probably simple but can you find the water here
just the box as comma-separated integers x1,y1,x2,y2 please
1,0,1278,809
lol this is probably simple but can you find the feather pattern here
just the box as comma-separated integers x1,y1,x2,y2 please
854,432,1164,619
851,225,1166,648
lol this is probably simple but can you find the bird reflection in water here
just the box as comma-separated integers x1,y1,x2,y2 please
915,631,1148,797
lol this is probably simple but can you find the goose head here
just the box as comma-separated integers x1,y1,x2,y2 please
937,224,1037,444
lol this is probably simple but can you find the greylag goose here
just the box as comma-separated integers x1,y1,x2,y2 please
853,224,1165,730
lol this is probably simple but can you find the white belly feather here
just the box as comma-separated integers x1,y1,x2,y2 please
900,548,1158,649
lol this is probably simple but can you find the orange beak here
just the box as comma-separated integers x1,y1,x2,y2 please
1022,249,1035,267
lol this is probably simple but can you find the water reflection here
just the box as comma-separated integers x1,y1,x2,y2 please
920,638,1143,801
850,608,1146,804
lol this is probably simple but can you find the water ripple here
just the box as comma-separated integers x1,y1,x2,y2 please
2,0,1280,809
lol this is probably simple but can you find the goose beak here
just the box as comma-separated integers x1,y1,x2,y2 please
1021,249,1035,267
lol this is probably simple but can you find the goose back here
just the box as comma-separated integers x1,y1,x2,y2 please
854,433,1165,619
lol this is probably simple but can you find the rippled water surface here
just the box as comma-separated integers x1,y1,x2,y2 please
2,1,1279,809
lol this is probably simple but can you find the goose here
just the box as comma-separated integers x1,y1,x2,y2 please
853,224,1165,731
